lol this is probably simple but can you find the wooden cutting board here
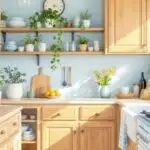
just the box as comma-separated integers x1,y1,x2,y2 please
31,67,51,98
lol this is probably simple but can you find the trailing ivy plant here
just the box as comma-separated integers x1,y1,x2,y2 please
50,32,63,71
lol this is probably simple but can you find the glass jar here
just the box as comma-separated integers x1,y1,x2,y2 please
70,41,76,52
64,42,69,52
93,41,100,51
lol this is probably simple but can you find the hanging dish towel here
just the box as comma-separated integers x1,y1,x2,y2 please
119,107,128,150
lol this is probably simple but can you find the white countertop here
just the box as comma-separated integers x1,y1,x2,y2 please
1,98,150,105
0,105,22,123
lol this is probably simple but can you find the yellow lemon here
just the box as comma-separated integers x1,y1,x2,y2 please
50,92,56,97
45,91,50,97
55,90,60,96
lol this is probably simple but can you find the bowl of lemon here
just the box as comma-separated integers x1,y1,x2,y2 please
45,89,61,99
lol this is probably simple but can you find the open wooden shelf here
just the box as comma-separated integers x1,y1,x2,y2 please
22,120,36,123
22,141,37,144
0,27,104,33
0,51,104,55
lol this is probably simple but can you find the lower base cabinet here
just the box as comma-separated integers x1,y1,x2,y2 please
42,121,115,150
42,122,78,150
127,138,137,150
0,142,8,150
80,122,115,150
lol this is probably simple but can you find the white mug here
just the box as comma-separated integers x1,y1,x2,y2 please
18,46,24,52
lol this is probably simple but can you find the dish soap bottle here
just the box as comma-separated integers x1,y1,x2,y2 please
139,72,147,96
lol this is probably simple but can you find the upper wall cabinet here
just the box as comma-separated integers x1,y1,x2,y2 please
105,0,147,54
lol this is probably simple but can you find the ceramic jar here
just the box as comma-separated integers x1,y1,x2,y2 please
38,43,47,52
6,83,23,99
100,86,111,98
5,41,17,51
70,41,76,52
25,44,34,52
9,17,26,28
82,20,91,28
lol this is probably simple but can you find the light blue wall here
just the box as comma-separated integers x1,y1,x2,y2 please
0,0,149,98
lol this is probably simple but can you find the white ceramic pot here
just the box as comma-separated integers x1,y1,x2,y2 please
9,17,26,28
0,20,6,28
26,44,34,52
45,19,54,28
6,83,23,99
82,20,91,28
100,86,111,98
18,46,24,52
38,43,47,52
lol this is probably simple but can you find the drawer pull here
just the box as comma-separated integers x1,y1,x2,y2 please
0,130,5,135
73,130,76,134
51,113,61,118
95,113,100,116
13,122,17,126
81,129,84,133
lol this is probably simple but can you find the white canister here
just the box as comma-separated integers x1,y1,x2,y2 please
120,86,130,95
18,46,24,52
38,43,47,52
94,41,100,51
6,83,23,99
25,44,34,52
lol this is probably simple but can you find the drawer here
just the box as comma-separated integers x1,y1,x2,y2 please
8,114,20,136
79,105,115,120
42,106,77,121
0,123,7,144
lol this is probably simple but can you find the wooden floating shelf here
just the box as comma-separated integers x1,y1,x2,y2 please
22,141,37,144
0,51,104,55
0,27,104,33
22,119,36,123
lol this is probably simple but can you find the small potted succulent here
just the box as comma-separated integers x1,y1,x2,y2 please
24,34,40,52
93,67,116,98
0,80,3,99
0,66,26,99
80,10,92,28
0,11,8,28
41,8,60,28
77,35,89,52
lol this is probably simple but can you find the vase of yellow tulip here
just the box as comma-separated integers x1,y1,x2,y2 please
94,67,116,98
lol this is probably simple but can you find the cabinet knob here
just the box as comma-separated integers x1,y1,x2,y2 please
13,122,17,126
0,130,5,135
56,113,61,116
73,130,76,134
95,113,100,116
81,129,84,133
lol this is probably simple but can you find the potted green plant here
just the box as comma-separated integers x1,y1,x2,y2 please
0,11,8,28
80,10,92,28
77,35,89,52
93,67,116,98
0,80,3,99
24,34,40,52
0,66,26,99
29,12,42,29
41,8,60,28
64,18,73,28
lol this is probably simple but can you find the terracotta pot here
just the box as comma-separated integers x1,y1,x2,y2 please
65,21,72,28
80,44,88,52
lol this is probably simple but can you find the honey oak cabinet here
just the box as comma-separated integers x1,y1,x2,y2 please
42,122,78,150
80,121,115,150
105,0,147,53
0,142,8,150
9,133,21,150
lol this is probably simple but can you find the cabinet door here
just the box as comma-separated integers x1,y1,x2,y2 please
42,122,78,150
127,138,137,150
80,121,115,150
0,142,8,150
9,133,21,150
106,0,147,53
